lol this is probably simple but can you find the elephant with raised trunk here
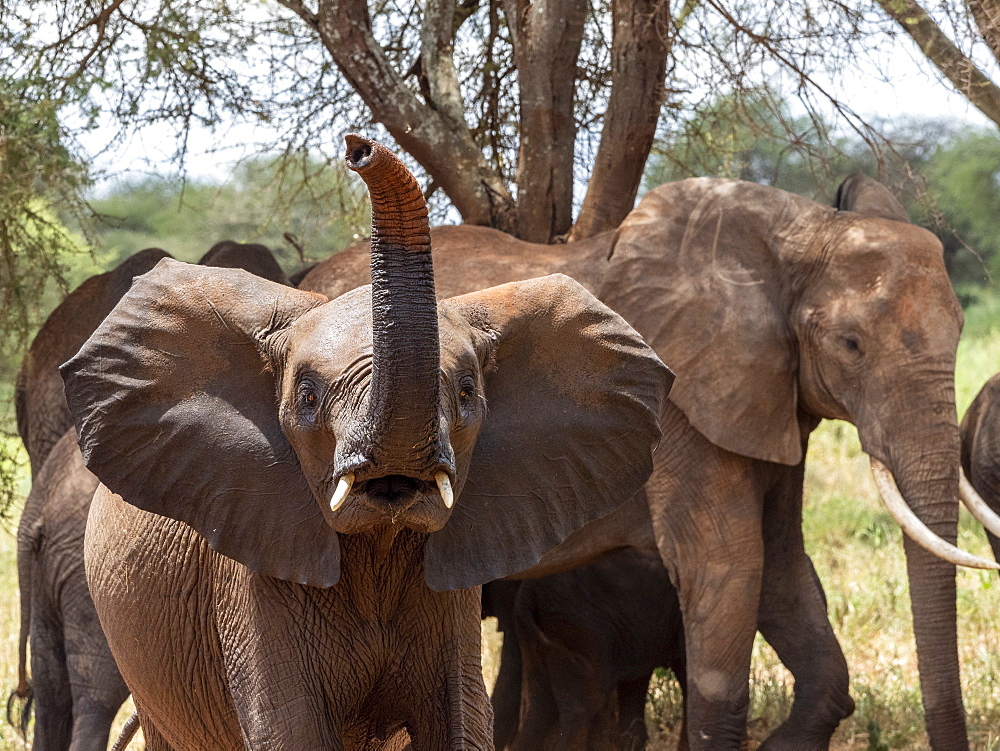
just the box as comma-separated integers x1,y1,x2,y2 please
63,138,672,749
300,173,1000,749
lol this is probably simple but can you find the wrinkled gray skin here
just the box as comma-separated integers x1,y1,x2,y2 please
961,373,1000,561
301,173,972,750
15,429,129,751
501,549,686,751
65,139,671,749
11,242,292,750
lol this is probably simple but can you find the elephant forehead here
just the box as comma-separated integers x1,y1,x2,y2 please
289,292,374,365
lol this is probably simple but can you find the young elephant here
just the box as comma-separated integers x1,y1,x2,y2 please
506,548,686,751
62,137,672,749
14,429,129,751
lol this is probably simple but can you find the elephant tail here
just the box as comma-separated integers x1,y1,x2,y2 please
13,365,27,448
111,711,141,751
8,514,39,737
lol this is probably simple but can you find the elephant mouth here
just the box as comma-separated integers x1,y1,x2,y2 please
321,474,453,535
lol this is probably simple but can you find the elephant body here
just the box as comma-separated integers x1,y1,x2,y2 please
87,491,487,749
300,174,973,749
497,548,686,751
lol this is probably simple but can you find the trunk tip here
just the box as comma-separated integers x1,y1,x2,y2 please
345,134,375,172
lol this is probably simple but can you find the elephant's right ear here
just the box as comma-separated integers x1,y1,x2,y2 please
833,173,909,223
61,258,342,587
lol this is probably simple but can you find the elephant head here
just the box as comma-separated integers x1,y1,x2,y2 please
62,136,672,590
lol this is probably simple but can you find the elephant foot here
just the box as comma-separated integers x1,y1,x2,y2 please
757,691,855,751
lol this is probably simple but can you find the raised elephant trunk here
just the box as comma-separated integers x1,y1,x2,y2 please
344,135,444,476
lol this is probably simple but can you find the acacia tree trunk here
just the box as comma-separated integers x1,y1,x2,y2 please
503,0,587,243
570,0,672,241
282,0,672,241
284,0,515,230
875,0,1000,128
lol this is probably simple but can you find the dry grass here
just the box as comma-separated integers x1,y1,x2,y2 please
3,313,1000,749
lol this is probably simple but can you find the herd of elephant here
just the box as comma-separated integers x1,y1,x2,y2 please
8,135,1000,750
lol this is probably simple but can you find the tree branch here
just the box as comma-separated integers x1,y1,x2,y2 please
875,0,1000,128
419,0,467,125
312,0,513,228
571,0,673,240
968,0,1000,68
504,0,587,242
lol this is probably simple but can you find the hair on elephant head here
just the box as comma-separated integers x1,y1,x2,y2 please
63,135,672,591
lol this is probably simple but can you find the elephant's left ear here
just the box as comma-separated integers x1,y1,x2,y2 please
425,274,673,590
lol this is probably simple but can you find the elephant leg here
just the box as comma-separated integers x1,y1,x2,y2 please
756,463,853,750
137,714,177,751
617,677,650,751
485,580,524,750
64,587,131,751
30,613,73,751
648,433,764,751
405,587,493,751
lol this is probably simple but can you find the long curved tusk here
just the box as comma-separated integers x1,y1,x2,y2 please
870,458,1000,570
959,467,1000,539
435,471,454,509
329,473,355,513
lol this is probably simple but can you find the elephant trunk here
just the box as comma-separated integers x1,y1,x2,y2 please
859,382,969,749
344,135,443,474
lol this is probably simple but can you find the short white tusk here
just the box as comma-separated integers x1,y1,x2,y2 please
329,473,355,513
870,457,1000,570
436,471,454,509
959,467,1000,540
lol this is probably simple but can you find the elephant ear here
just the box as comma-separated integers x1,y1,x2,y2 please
601,179,816,466
61,258,341,587
833,173,910,223
18,247,172,472
424,274,673,590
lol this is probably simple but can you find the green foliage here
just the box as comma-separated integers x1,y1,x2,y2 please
0,80,89,354
647,91,1000,291
84,155,370,277
645,88,857,199
923,129,1000,285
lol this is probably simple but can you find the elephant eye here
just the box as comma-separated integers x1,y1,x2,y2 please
457,375,478,419
297,379,321,415
844,336,860,352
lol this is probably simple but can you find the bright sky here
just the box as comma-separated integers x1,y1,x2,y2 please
79,11,997,192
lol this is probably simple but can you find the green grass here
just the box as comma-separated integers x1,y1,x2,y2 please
3,330,1000,749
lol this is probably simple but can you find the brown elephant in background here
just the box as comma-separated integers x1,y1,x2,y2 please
502,548,686,751
10,241,295,750
63,138,671,749
12,429,127,751
300,173,996,750
960,373,1000,561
